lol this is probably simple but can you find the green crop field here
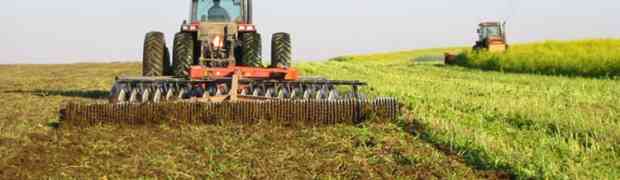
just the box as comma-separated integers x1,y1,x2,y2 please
301,48,620,179
454,39,620,77
1,40,619,179
0,64,505,179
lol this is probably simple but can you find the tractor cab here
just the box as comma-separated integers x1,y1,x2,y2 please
477,22,505,41
181,0,257,68
474,21,508,52
189,0,251,24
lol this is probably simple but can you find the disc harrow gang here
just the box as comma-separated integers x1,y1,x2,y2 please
109,77,368,104
60,98,400,127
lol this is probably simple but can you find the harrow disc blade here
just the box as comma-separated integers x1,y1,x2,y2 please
152,89,162,103
128,89,139,103
141,89,150,103
59,97,400,127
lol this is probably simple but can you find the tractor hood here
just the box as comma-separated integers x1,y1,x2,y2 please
198,22,239,43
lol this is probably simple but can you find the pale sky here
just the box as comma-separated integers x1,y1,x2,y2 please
0,0,619,64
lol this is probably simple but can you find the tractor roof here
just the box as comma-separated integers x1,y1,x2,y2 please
479,22,501,27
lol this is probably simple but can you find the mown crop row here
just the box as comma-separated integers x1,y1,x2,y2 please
297,48,620,179
454,39,620,77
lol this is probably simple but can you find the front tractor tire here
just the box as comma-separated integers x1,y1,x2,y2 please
241,32,262,67
143,32,169,76
173,32,195,78
271,32,292,68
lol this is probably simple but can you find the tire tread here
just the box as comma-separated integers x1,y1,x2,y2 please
271,32,292,68
173,32,195,78
143,32,167,76
241,33,262,67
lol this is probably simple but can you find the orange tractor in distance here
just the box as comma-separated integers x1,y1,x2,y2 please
473,21,508,53
445,21,508,65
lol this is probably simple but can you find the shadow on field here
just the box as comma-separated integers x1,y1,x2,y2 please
3,90,109,99
413,55,444,63
47,122,60,129
399,111,515,180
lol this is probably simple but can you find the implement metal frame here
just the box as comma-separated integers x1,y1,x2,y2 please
115,76,367,98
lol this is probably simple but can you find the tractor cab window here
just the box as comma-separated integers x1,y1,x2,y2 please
480,26,501,39
191,0,241,22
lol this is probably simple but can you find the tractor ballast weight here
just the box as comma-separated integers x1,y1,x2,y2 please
59,0,399,126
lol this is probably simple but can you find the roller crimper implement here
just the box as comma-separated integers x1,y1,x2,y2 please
60,98,399,127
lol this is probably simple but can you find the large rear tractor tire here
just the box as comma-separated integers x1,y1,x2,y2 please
173,32,195,78
143,32,169,76
241,32,262,67
271,32,291,68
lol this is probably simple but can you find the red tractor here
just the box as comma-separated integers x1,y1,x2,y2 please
59,0,399,126
110,0,366,103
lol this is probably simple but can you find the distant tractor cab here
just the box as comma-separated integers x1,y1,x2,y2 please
473,21,508,53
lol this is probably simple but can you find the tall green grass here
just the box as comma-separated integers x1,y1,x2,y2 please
297,48,620,179
456,39,620,77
